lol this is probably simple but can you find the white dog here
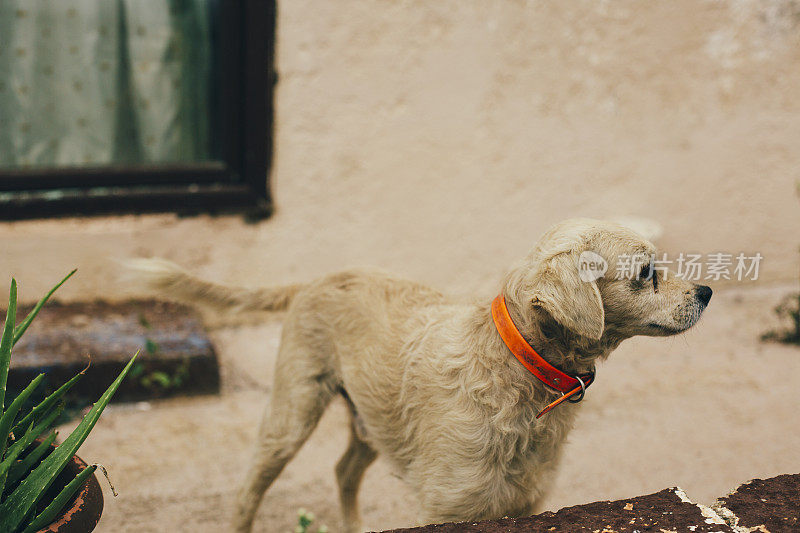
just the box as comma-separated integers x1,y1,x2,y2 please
129,218,711,532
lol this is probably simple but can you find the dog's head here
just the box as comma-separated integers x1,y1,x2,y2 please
503,218,711,344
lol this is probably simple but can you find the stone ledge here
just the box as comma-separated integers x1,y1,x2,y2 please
8,299,219,402
380,473,800,533
713,473,799,533
381,488,732,533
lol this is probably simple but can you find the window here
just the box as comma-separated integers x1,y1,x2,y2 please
0,0,275,219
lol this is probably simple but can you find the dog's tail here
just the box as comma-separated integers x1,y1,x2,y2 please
124,258,304,312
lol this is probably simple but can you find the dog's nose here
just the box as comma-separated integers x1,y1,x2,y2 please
695,285,712,306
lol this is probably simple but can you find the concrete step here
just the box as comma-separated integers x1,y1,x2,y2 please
8,299,219,403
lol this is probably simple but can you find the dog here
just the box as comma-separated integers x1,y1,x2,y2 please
128,218,712,532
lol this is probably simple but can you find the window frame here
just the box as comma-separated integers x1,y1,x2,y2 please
0,0,275,220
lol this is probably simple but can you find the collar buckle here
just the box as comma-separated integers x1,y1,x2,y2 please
565,373,590,403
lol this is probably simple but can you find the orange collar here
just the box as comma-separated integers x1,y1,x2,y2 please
491,294,595,418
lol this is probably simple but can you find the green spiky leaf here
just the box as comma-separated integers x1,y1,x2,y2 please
0,353,138,531
0,374,44,461
13,270,76,346
0,422,33,490
21,464,97,533
12,366,86,435
0,279,18,411
7,432,57,486
0,404,64,495
4,403,64,462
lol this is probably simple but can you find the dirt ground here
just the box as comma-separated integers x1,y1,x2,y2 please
47,271,797,533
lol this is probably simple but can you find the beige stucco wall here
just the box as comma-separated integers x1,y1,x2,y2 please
274,0,800,282
1,0,799,299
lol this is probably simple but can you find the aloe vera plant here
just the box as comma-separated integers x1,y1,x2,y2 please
0,272,137,533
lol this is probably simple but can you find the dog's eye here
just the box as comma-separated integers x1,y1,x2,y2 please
639,263,653,281
639,262,659,292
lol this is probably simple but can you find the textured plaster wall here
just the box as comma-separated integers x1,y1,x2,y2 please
272,0,800,285
1,0,799,300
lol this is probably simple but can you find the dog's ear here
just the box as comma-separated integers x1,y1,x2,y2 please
530,251,605,340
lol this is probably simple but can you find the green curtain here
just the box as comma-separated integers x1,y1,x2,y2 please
0,0,212,170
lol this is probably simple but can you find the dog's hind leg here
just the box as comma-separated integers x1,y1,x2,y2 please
336,415,378,533
233,340,337,533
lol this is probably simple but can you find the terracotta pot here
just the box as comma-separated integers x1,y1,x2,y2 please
35,451,104,533
11,439,105,533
